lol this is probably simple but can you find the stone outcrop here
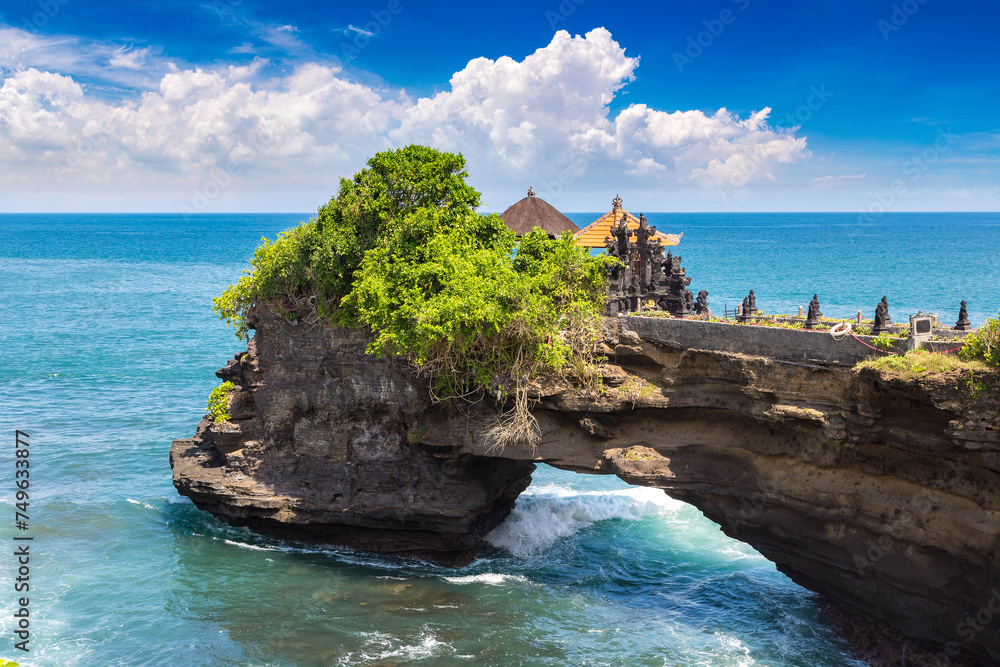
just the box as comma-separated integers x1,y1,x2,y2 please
171,309,1000,664
170,307,534,564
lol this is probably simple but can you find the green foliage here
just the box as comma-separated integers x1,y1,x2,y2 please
213,145,482,338
965,370,987,397
624,447,653,462
351,221,614,450
856,349,987,381
871,332,895,351
207,381,234,423
214,144,615,450
616,375,655,407
959,309,1000,367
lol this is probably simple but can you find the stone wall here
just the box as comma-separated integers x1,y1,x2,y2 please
621,315,963,367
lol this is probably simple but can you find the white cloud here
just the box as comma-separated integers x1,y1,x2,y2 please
345,25,374,37
0,27,165,88
108,45,150,70
0,27,811,211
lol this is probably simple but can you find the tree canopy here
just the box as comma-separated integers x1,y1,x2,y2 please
214,144,615,448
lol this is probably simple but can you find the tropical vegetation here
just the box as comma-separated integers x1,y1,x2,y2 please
213,145,615,449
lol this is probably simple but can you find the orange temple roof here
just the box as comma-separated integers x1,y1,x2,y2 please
572,197,682,248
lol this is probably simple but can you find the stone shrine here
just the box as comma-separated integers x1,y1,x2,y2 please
804,294,822,329
602,198,694,317
955,300,972,331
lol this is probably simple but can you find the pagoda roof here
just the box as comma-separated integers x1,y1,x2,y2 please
573,196,682,248
499,188,580,237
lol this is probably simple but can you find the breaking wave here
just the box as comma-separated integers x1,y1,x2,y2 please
485,483,684,557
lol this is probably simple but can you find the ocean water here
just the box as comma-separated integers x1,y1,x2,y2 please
0,211,997,667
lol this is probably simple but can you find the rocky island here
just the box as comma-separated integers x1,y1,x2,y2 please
172,146,1000,665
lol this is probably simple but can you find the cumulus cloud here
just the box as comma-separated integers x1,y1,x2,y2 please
0,26,810,210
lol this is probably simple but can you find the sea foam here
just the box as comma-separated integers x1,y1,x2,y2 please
441,573,528,586
485,484,683,557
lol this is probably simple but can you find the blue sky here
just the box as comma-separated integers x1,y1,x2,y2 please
0,0,996,212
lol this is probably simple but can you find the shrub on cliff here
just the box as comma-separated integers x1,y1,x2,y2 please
207,381,234,423
214,144,614,449
960,309,1000,367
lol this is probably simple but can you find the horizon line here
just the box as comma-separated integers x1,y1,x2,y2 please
2,210,999,215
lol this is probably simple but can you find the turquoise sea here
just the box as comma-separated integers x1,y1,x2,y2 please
1,212,998,667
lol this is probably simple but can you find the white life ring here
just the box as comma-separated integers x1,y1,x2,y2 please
830,321,852,340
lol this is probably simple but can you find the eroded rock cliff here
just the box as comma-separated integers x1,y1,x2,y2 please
170,307,534,564
171,309,1000,664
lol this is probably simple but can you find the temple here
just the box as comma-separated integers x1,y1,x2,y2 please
499,192,696,317
578,195,694,317
572,195,682,249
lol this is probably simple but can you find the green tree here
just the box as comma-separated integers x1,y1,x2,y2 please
214,145,483,337
214,145,614,449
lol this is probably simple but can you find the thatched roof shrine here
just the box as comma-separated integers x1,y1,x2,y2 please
499,187,580,237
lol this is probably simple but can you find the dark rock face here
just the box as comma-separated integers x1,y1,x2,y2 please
170,307,534,565
172,311,1000,664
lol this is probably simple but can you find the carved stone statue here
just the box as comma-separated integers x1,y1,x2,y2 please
604,235,618,259
626,274,641,312
682,289,695,315
635,214,652,246
872,300,889,335
614,216,632,261
871,297,894,335
804,294,822,329
955,300,972,331
880,296,892,325
738,290,756,322
695,290,710,315
809,294,821,318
